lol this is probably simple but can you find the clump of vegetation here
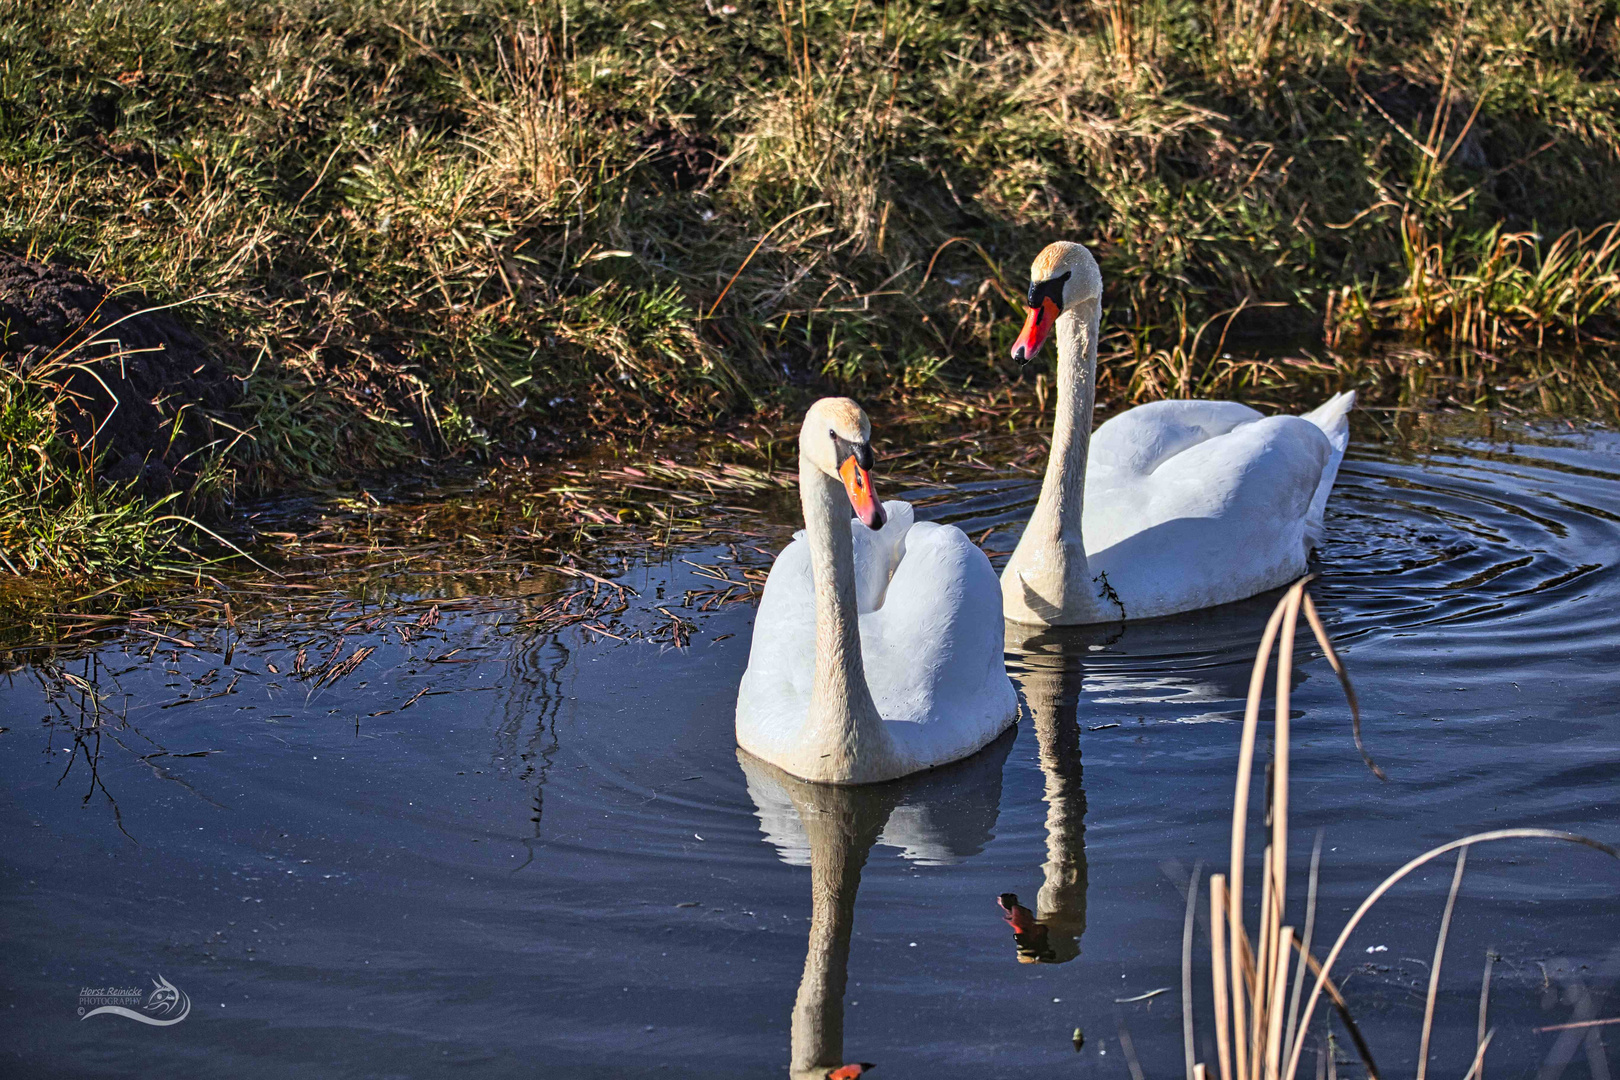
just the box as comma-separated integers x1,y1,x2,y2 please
2,0,1618,578
0,254,247,576
0,357,183,576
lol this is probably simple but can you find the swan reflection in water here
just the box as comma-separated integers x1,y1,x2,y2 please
998,620,1091,965
996,598,1292,964
737,733,1012,1080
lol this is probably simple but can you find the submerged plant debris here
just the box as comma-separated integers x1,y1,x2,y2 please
5,394,1609,652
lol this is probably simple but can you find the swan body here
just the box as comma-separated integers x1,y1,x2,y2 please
736,398,1018,784
1002,241,1354,626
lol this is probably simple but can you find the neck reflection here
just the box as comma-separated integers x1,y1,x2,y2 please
738,734,1010,1079
1000,620,1093,965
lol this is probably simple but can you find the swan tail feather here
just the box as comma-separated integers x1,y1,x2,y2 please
1301,389,1355,452
1301,390,1356,549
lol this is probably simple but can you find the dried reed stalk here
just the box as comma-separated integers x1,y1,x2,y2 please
1191,576,1619,1080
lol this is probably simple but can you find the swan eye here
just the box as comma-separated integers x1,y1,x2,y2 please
830,432,874,472
1026,269,1072,310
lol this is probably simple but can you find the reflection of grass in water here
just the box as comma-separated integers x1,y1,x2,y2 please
19,570,691,839
1182,578,1618,1080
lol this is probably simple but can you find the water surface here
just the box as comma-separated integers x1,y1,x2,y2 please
3,417,1619,1078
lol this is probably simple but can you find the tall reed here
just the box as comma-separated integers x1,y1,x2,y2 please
1195,579,1618,1080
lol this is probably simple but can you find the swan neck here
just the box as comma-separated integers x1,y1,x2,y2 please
798,460,893,781
1041,299,1099,543
1003,298,1102,625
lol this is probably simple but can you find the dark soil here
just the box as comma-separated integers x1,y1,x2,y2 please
636,125,721,192
0,253,241,498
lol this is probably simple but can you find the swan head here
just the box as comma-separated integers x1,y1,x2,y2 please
1011,241,1103,363
800,397,885,530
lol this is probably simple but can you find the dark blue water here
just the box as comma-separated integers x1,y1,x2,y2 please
3,418,1619,1078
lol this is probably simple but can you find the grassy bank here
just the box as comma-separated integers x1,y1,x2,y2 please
2,0,1619,577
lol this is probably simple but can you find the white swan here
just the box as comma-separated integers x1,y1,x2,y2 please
1001,241,1356,626
736,397,1018,784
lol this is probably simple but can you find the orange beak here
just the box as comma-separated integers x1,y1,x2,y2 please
1011,297,1060,362
839,456,885,530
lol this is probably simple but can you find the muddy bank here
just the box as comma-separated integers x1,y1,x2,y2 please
0,253,241,497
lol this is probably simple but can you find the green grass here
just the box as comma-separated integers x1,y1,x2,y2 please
2,0,1619,578
0,342,260,583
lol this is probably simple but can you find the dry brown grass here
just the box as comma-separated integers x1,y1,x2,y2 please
5,0,1620,581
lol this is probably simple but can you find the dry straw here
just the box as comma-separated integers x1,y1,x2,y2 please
1193,577,1618,1080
